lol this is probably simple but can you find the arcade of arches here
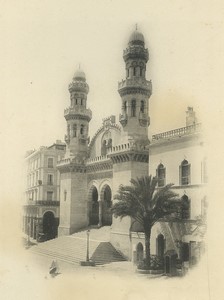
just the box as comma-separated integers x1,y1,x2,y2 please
89,184,112,227
23,210,59,241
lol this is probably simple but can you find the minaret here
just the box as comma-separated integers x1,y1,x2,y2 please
118,27,152,144
58,68,92,236
64,69,92,159
109,29,152,255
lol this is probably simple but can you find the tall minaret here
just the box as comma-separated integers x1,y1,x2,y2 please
58,68,92,236
110,29,152,255
118,27,152,144
64,69,92,159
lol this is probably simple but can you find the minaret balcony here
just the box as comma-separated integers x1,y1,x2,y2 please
118,78,152,94
64,107,92,121
123,47,149,61
68,81,89,93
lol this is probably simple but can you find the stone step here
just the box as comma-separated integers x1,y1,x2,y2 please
91,242,126,265
30,227,126,265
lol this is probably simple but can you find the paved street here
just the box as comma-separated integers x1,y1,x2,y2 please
0,245,210,300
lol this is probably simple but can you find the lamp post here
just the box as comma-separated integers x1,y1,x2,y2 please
86,229,90,262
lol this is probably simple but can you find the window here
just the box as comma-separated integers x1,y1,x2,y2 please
181,195,190,219
64,190,67,201
81,99,83,105
124,101,127,114
140,100,145,113
180,159,190,185
47,174,53,185
131,100,136,117
133,67,136,76
47,191,53,201
73,124,77,137
140,68,143,77
48,158,54,168
75,99,78,105
157,164,166,187
80,124,84,135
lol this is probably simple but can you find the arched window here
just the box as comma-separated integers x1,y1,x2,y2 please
181,195,190,219
140,100,145,113
180,160,191,185
157,234,165,257
157,164,166,187
124,101,127,114
131,100,136,117
67,124,70,136
133,67,136,76
127,69,129,78
80,124,84,135
81,99,83,105
136,243,144,263
75,99,78,105
73,124,77,137
140,68,143,77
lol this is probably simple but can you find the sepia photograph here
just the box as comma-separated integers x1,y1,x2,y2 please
1,1,223,299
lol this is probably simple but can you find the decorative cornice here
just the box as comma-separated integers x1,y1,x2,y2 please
86,160,113,173
87,170,113,181
108,150,149,164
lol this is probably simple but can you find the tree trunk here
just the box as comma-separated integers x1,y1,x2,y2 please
144,227,151,269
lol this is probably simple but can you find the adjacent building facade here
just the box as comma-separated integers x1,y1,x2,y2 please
23,141,66,241
23,28,207,268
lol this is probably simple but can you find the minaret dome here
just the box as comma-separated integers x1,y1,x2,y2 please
129,29,145,45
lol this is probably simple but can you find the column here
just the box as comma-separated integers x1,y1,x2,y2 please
98,199,102,227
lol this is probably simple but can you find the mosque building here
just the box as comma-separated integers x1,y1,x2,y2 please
23,28,207,267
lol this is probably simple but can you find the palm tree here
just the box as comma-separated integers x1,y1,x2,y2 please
111,175,180,269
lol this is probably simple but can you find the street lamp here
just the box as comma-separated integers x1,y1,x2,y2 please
86,229,90,262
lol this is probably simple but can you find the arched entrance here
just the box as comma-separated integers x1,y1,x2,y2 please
101,185,112,226
136,242,144,263
43,211,57,241
157,234,165,257
89,186,99,225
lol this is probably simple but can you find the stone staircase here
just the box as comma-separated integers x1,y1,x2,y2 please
29,226,126,265
91,242,126,264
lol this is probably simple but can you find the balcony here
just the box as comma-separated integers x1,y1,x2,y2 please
152,123,201,142
64,107,92,121
123,47,149,61
25,200,59,206
118,78,152,90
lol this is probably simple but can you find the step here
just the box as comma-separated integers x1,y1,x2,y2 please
29,227,126,265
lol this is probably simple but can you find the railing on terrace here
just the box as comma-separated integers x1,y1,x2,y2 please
152,123,201,141
108,142,148,154
26,200,59,206
86,155,111,164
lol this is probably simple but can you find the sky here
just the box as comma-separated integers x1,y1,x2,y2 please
0,0,222,219
0,0,223,200
0,1,224,298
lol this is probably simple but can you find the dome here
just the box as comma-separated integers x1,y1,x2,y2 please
129,29,145,44
73,69,86,81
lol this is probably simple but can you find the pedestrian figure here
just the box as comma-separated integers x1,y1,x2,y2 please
49,260,59,277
